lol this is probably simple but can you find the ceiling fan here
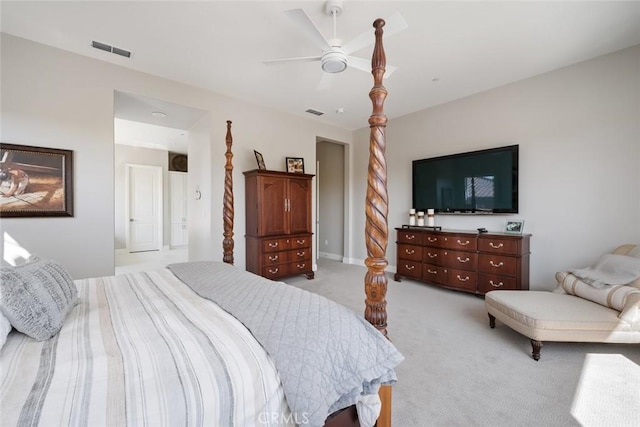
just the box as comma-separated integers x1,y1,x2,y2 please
263,0,407,87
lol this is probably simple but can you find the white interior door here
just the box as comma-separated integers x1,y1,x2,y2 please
127,164,162,253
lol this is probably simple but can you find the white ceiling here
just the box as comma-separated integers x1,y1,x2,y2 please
3,0,640,142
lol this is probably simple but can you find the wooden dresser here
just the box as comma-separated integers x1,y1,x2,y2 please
394,227,530,295
244,170,314,280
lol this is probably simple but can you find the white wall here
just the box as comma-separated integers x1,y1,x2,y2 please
352,44,640,290
1,34,353,278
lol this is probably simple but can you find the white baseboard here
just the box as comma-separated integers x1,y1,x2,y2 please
318,252,343,261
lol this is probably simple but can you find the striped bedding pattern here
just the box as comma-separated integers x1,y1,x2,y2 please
1,269,293,426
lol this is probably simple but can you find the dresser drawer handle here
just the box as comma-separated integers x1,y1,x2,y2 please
296,240,305,245
268,255,278,261
296,251,305,257
456,275,470,282
427,237,437,243
405,234,416,240
490,280,504,288
457,240,470,246
457,256,470,263
489,261,504,268
268,267,279,274
296,264,306,269
489,242,504,249
268,242,278,248
427,253,437,258
405,265,415,270
427,269,437,274
405,249,415,255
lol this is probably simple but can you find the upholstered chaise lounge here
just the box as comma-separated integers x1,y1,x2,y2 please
485,245,640,360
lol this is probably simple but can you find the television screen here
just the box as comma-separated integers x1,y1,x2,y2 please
412,145,518,214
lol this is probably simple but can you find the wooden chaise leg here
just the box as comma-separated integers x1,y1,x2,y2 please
488,313,496,328
531,340,543,361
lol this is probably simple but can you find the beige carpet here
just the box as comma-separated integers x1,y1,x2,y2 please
284,258,640,427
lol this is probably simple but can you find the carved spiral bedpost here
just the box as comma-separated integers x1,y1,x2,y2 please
366,18,393,427
364,18,389,338
223,120,235,265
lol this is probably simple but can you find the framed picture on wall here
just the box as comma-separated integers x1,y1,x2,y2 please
286,157,305,174
0,143,74,217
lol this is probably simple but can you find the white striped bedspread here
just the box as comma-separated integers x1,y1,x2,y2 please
0,269,295,426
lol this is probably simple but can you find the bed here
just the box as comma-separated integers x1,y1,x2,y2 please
0,18,397,427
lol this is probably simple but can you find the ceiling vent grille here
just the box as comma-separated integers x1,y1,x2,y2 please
305,108,324,116
92,41,131,58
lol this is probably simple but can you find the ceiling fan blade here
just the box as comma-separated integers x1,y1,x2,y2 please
263,56,322,66
317,72,334,91
347,56,398,77
284,8,331,51
342,11,408,55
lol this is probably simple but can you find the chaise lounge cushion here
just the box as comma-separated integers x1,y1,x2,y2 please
484,290,640,343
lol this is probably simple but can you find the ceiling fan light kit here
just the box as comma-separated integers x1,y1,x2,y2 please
321,48,347,73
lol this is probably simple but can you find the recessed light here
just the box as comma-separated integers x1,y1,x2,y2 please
151,111,167,118
336,108,345,114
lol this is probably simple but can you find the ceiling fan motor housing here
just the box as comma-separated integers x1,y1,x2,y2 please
325,0,343,16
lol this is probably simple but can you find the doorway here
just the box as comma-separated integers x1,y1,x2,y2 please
316,140,346,262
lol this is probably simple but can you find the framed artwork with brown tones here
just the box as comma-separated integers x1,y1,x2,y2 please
0,143,74,217
286,157,305,174
254,150,266,170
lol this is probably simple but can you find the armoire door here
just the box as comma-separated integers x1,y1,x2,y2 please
258,175,288,236
288,177,312,234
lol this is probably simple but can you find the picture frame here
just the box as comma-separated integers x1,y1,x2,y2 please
286,157,305,174
504,219,525,234
254,150,266,170
0,143,74,217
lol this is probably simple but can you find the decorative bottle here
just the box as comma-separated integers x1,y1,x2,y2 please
427,209,435,227
409,209,416,226
417,211,425,226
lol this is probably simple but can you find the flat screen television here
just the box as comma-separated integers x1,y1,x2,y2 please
412,145,519,214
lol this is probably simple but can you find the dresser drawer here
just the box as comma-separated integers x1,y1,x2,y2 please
441,234,477,251
397,259,422,280
398,244,423,261
478,237,519,255
442,250,477,270
478,274,518,293
291,247,311,262
422,264,446,284
447,268,477,292
289,235,311,249
263,264,289,279
423,247,444,266
289,260,312,274
478,254,518,277
262,238,290,253
397,230,422,244
262,252,288,266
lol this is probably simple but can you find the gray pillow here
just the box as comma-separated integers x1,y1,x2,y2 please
0,258,78,341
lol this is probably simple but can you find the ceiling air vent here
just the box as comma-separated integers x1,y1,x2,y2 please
92,41,132,59
305,108,324,116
